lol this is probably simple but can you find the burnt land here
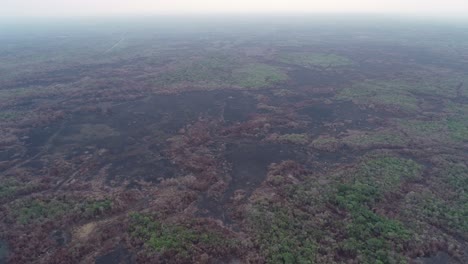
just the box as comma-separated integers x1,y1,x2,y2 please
0,16,467,264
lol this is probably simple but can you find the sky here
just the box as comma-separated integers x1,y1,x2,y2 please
2,0,468,17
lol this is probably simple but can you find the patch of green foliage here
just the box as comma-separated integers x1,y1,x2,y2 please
430,163,468,233
248,155,420,263
338,76,468,112
156,55,287,89
129,213,231,258
445,101,468,116
442,163,468,194
76,124,118,140
342,130,410,148
397,117,468,143
397,119,447,142
15,199,72,224
352,156,423,190
442,101,468,141
272,89,297,97
0,86,65,102
334,183,381,209
0,181,19,199
277,133,309,145
0,111,20,121
231,63,288,89
309,136,340,151
0,180,37,200
156,55,234,87
339,206,411,263
83,199,113,217
337,80,419,112
331,156,420,262
420,196,468,233
11,198,113,224
248,205,318,264
402,159,468,238
257,103,281,112
447,118,468,142
278,52,353,68
405,75,468,98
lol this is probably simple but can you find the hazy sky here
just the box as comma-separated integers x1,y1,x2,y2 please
3,0,468,17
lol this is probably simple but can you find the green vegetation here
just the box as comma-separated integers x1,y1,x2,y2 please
331,156,420,262
338,76,468,113
277,52,352,68
398,119,446,140
0,181,19,199
0,180,37,200
276,133,309,145
0,85,66,102
248,205,318,263
441,163,468,194
397,117,468,143
423,163,468,233
309,136,341,151
0,111,21,121
11,198,113,224
338,80,419,112
338,204,411,263
352,155,422,190
156,56,287,89
398,159,468,245
340,156,423,200
129,213,233,258
14,199,72,224
272,89,297,97
404,75,468,98
156,55,234,88
257,103,281,112
77,124,118,140
231,63,288,89
447,118,468,142
342,129,410,148
83,199,113,217
443,101,468,141
248,155,420,263
420,196,468,233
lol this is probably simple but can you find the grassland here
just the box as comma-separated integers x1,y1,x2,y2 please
341,129,410,148
155,56,288,89
337,80,420,112
277,52,353,68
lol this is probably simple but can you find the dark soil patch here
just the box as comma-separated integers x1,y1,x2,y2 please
50,230,70,246
225,142,303,196
414,251,460,264
298,100,385,133
24,124,61,157
0,240,8,264
0,147,22,163
222,92,257,124
95,246,133,264
198,142,305,223
105,152,176,183
15,90,258,184
312,146,364,165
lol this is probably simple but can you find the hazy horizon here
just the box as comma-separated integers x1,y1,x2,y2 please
3,0,468,18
